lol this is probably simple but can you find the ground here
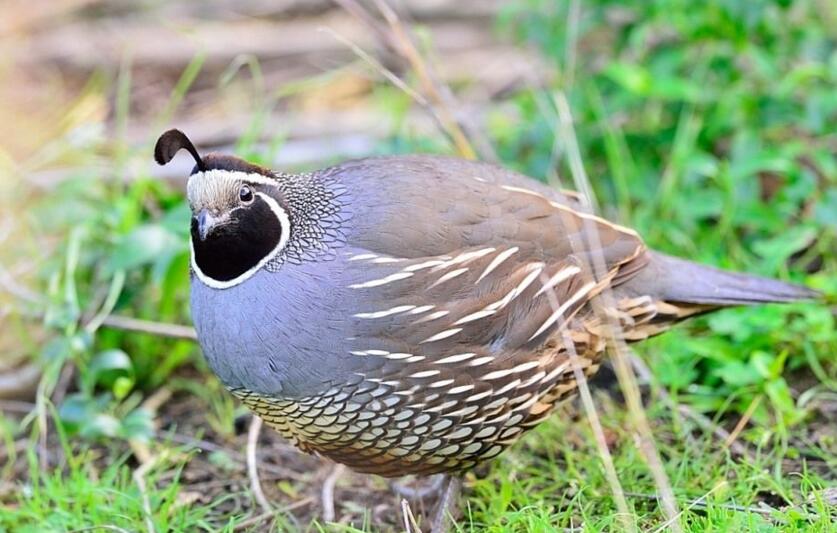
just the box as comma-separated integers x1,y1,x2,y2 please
0,0,835,531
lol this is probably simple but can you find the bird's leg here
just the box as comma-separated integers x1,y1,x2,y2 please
321,463,345,523
430,475,461,533
391,473,447,500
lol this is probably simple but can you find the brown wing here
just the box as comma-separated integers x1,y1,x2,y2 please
337,155,650,343
338,155,646,270
290,158,650,474
334,154,649,354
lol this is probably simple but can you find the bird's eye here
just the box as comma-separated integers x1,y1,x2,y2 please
239,185,254,203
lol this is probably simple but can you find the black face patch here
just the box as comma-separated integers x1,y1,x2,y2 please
191,197,283,282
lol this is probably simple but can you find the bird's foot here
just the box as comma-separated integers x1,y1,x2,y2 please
430,475,461,533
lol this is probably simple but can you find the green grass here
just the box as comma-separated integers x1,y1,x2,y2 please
463,394,835,532
1,418,216,533
1,0,835,531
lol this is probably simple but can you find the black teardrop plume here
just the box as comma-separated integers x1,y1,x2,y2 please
154,129,206,171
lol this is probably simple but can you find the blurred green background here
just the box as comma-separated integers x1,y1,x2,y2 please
0,0,834,531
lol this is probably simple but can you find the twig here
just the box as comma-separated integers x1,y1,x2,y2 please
133,458,158,533
649,484,823,532
0,215,12,244
232,510,275,532
247,415,272,514
688,499,775,516
553,92,600,213
332,0,486,160
15,309,196,342
34,364,58,471
128,387,176,464
553,90,681,531
320,24,472,159
401,498,422,533
627,352,654,384
723,395,761,453
541,112,636,529
370,0,477,160
0,399,36,414
0,215,42,305
142,386,173,415
51,362,74,407
321,463,345,523
320,27,428,106
330,0,391,47
564,0,581,87
100,315,197,340
556,326,634,531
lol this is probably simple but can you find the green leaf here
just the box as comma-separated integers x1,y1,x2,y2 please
119,408,154,442
107,224,185,273
84,414,121,438
88,349,135,396
751,351,777,379
714,360,762,387
58,394,93,431
89,349,132,375
814,188,837,229
40,337,74,363
751,226,817,270
112,376,134,400
604,63,651,95
160,201,193,237
764,378,800,422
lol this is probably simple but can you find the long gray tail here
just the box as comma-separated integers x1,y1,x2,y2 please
626,252,819,307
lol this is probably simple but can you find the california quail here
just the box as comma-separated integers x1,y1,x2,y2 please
155,129,816,520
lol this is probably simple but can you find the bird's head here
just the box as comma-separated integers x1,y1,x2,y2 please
154,129,290,289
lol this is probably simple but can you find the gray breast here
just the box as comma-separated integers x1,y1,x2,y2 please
190,257,360,398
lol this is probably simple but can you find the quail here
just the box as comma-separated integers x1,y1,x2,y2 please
154,129,816,528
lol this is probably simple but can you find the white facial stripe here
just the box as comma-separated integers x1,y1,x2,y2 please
191,191,291,290
187,169,280,198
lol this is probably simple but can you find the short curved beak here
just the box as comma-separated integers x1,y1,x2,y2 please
196,209,220,241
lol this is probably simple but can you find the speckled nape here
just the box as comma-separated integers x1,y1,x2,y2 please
267,172,352,270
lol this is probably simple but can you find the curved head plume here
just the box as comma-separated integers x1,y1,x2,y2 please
154,128,292,290
154,129,206,172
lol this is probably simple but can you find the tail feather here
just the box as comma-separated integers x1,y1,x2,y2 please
625,252,819,307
